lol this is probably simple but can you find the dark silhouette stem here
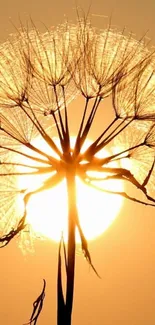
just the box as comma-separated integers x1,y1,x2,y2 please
65,166,77,325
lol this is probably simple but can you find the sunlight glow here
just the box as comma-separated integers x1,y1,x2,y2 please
18,138,124,242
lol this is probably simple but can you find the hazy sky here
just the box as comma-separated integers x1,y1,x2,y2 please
0,1,155,325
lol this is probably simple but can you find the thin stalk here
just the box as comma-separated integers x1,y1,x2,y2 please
80,97,101,142
81,116,118,160
54,85,65,139
57,238,66,325
73,97,89,157
65,167,77,325
87,141,145,168
52,112,64,144
0,146,52,165
62,85,70,156
27,143,59,168
74,97,101,159
95,118,125,148
1,127,59,168
93,118,133,155
21,103,62,158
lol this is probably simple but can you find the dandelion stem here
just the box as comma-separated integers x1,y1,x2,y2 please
65,167,77,325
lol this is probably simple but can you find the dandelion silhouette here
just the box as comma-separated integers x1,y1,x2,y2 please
0,16,155,325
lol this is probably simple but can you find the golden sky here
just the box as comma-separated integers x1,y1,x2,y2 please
0,1,155,325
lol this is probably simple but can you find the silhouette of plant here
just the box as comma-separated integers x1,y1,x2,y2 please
0,15,155,325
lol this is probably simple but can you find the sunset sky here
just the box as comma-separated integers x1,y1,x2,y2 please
0,1,155,325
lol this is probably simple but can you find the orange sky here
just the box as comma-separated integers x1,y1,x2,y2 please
0,1,155,325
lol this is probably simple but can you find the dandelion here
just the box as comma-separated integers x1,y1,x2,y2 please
0,16,155,325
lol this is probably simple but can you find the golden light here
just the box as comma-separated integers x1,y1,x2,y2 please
18,138,124,243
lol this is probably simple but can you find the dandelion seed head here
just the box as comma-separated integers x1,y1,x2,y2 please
0,17,155,249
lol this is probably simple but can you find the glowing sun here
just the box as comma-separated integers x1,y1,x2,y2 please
19,138,123,242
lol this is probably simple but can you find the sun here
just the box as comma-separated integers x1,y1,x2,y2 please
18,137,124,243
